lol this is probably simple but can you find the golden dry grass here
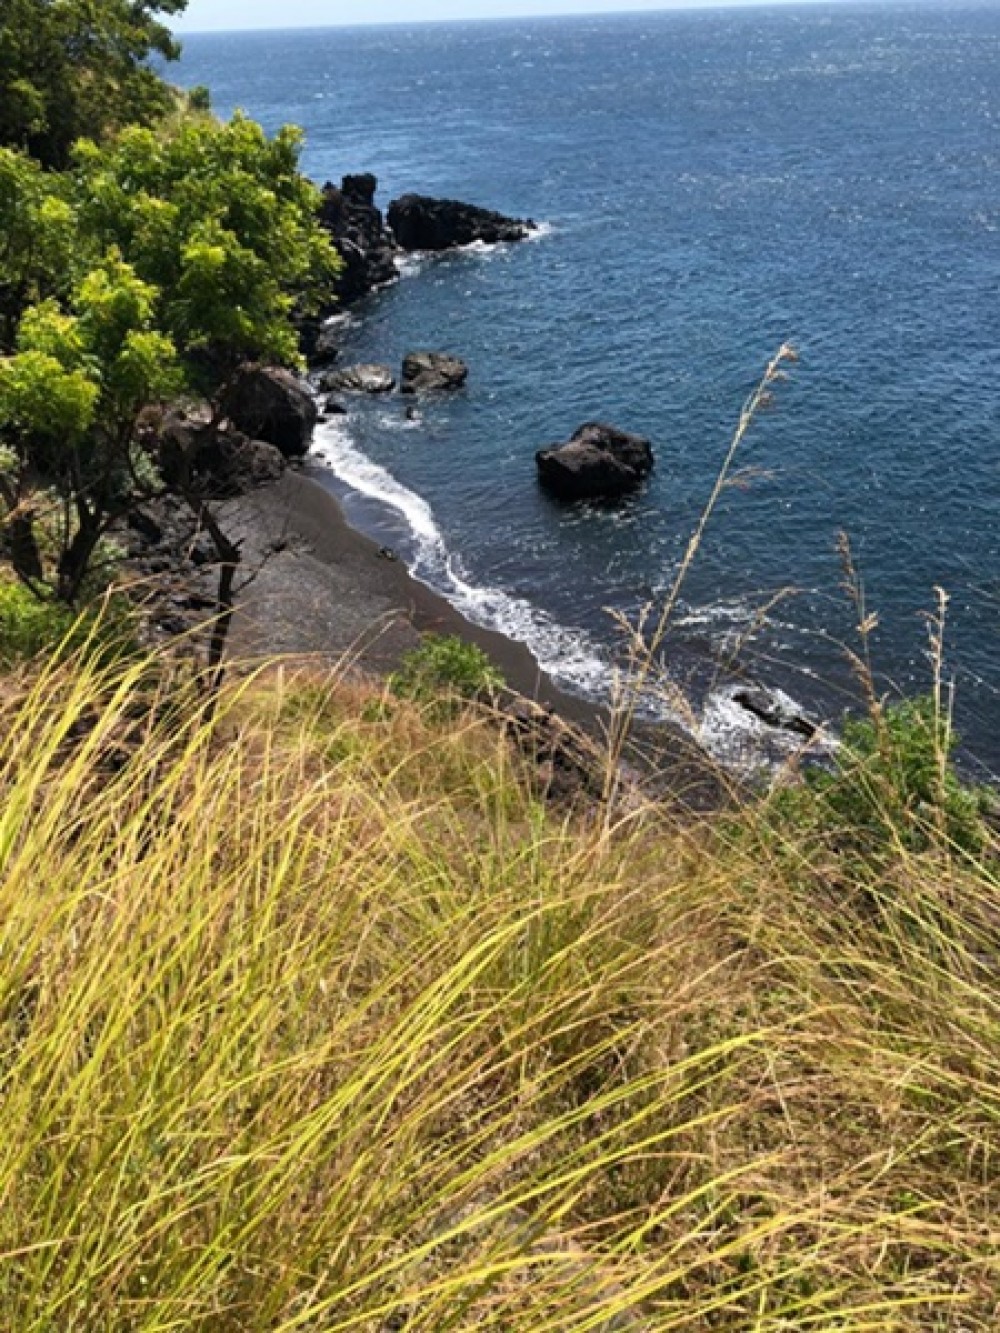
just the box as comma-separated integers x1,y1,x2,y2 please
0,651,996,1329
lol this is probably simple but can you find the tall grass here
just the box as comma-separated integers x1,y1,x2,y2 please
0,649,996,1329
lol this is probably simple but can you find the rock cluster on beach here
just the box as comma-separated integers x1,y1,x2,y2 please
220,365,318,458
536,422,655,501
157,408,287,499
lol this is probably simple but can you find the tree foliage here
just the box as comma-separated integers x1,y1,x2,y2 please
0,0,186,168
0,116,339,601
0,148,75,347
73,116,338,373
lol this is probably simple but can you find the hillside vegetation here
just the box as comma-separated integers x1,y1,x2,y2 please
0,647,996,1329
1,5,997,1326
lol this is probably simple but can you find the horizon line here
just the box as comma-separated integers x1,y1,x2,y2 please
175,0,936,38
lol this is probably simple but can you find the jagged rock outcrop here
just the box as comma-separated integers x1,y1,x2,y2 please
220,366,317,459
323,363,396,395
155,405,287,499
501,700,608,806
318,173,399,306
387,193,534,251
535,423,654,501
401,351,469,394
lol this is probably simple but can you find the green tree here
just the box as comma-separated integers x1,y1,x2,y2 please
0,0,186,168
0,148,75,348
73,115,337,376
0,114,339,604
0,262,180,600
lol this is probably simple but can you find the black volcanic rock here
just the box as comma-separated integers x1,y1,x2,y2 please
323,363,397,395
310,323,341,366
318,173,399,307
400,351,469,394
535,423,654,501
387,193,533,251
220,366,317,458
732,687,819,740
156,406,286,499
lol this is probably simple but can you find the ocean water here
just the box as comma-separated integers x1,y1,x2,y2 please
175,4,1000,774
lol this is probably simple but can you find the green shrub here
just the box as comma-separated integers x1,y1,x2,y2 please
390,634,503,706
0,578,136,668
187,85,212,113
777,695,989,860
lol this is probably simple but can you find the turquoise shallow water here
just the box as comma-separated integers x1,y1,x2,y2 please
177,4,1000,774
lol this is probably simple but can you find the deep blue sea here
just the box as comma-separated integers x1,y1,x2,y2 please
176,3,1000,774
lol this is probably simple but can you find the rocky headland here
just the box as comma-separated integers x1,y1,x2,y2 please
387,193,536,251
310,174,535,324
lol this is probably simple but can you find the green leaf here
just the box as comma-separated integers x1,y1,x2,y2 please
0,349,98,440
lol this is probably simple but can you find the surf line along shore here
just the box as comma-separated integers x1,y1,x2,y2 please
219,467,726,810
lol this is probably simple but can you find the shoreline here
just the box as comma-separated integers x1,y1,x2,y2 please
221,467,728,808
224,468,599,724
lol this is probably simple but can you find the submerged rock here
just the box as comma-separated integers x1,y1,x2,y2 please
535,422,654,501
221,366,317,458
400,351,469,394
323,363,397,395
732,686,819,741
387,193,534,251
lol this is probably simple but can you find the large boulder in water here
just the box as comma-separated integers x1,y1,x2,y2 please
731,686,819,740
535,423,654,501
220,366,316,458
323,363,397,395
401,351,469,394
387,193,534,251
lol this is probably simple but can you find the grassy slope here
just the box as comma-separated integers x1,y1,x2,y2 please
0,653,996,1330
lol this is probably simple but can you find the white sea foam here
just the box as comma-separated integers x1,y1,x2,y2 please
320,310,358,331
311,419,610,697
525,220,555,242
393,221,552,279
395,253,429,280
673,599,756,631
311,419,826,776
698,683,836,776
311,419,440,546
674,597,810,656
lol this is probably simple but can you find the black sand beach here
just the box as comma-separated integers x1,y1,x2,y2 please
220,468,727,808
223,468,596,721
